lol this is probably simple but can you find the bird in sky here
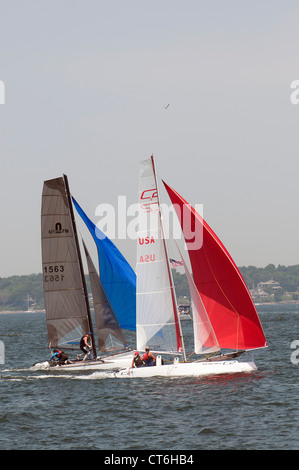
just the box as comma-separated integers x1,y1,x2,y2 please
162,104,170,110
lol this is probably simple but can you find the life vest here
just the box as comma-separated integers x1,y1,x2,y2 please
133,355,144,368
143,352,154,366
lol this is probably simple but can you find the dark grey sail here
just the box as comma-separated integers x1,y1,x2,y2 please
41,175,95,355
82,240,127,352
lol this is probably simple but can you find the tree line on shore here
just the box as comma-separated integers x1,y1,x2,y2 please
0,264,298,311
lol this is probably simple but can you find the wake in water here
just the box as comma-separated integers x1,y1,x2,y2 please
0,365,115,382
74,371,114,380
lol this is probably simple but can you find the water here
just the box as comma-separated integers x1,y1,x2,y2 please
1,304,299,451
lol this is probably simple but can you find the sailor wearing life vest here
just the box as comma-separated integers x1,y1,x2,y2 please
80,332,92,361
50,350,69,366
142,346,156,366
131,351,144,368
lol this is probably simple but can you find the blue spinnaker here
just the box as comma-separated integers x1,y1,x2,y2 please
73,197,136,331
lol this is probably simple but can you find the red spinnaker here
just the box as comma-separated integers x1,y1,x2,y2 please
163,181,267,351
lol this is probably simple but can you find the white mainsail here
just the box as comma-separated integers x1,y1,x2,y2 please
136,157,183,354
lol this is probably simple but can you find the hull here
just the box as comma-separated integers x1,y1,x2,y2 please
32,351,134,371
114,359,257,378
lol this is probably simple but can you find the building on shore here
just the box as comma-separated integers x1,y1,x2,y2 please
250,279,282,301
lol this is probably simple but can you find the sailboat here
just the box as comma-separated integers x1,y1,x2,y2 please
115,156,267,378
33,175,134,371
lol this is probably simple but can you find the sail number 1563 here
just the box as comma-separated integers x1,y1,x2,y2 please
44,265,65,282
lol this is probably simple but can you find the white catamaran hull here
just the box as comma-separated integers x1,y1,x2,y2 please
32,351,135,371
114,359,257,378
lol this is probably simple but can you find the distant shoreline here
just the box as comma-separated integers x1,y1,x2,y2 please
0,310,45,314
1,302,299,315
254,301,299,306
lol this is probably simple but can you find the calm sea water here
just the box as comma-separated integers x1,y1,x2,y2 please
1,304,299,451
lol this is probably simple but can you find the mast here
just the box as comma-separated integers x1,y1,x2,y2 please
63,174,97,359
150,156,186,361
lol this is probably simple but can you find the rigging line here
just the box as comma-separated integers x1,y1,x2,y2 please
202,245,241,351
186,350,195,361
185,349,220,362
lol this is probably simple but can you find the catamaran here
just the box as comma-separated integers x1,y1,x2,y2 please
115,156,267,378
33,175,135,371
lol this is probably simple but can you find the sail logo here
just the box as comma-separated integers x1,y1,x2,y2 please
140,188,159,213
139,254,156,263
140,202,159,213
48,222,69,234
290,80,299,104
140,189,158,200
0,81,4,104
138,236,155,245
290,340,299,364
0,341,4,364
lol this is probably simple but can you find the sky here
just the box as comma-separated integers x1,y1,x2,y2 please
0,0,299,277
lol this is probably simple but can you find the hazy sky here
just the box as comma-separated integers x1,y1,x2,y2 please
1,1,299,277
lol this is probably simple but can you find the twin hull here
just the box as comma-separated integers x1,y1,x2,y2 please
114,360,257,378
32,351,134,371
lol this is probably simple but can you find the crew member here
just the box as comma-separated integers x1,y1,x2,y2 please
142,346,156,366
80,332,92,361
131,351,144,368
50,350,69,366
